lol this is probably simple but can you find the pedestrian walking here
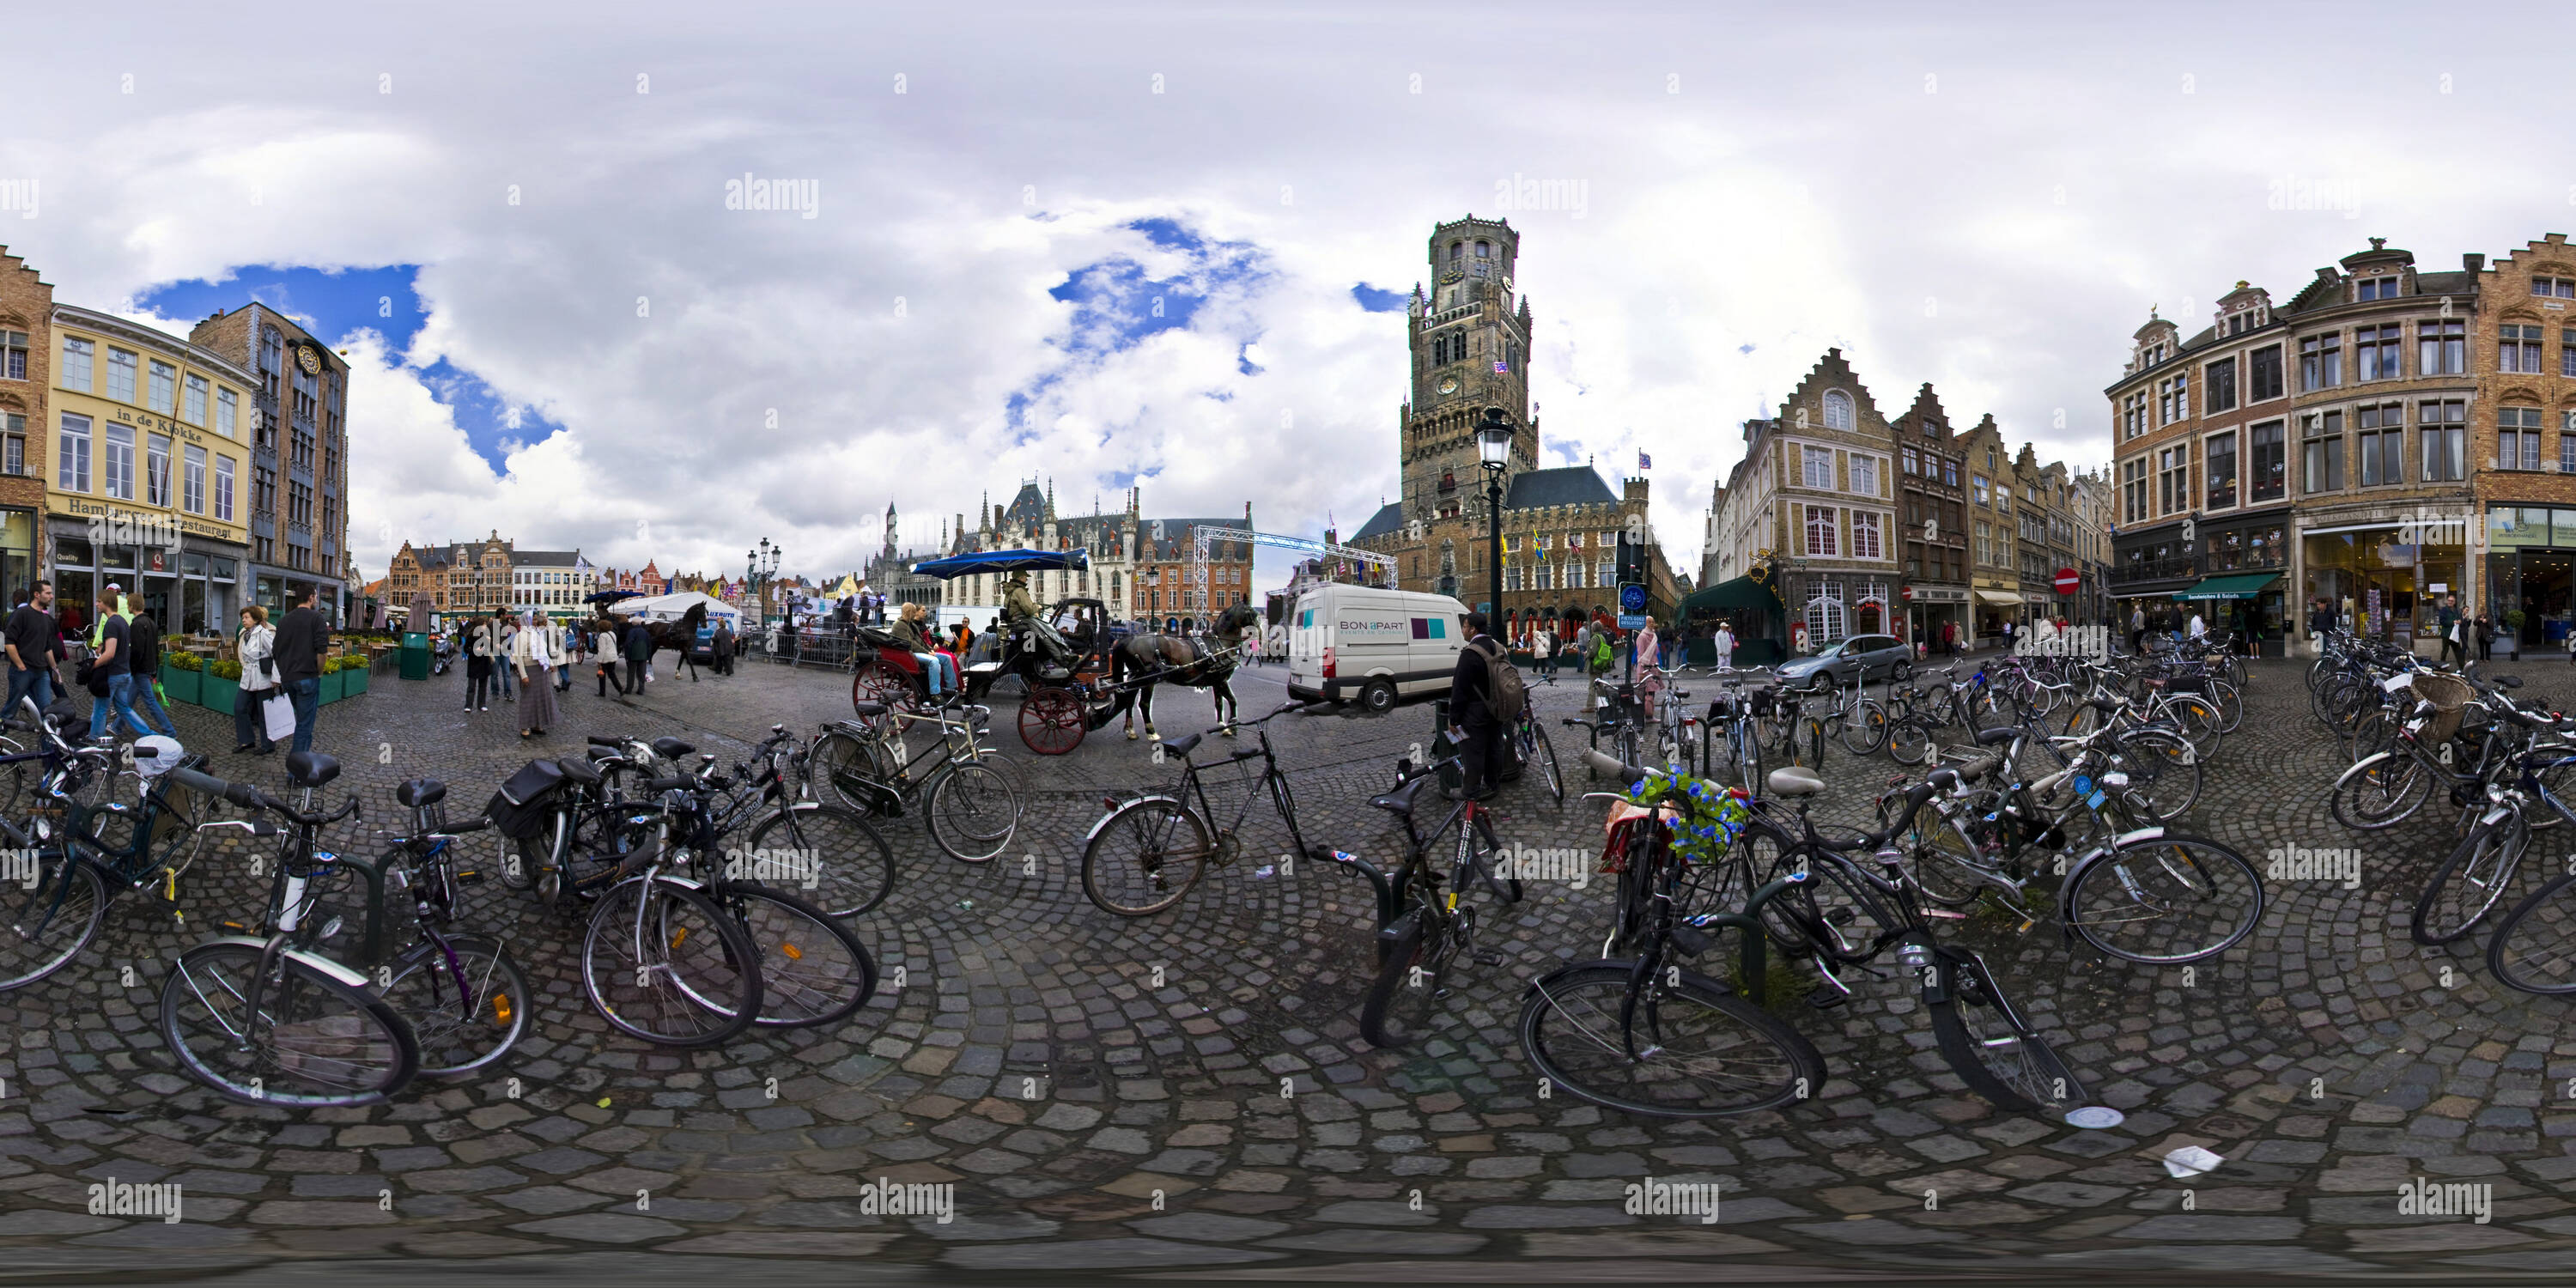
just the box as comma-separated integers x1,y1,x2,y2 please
622,614,652,693
1447,612,1509,802
594,621,624,696
713,618,735,675
234,606,277,754
4,579,61,722
272,586,330,756
553,617,574,692
84,587,154,741
1532,625,1554,683
124,604,180,738
1713,622,1735,671
2476,614,2495,662
495,610,518,701
1633,619,1662,722
2437,594,2465,667
512,611,560,738
465,615,495,710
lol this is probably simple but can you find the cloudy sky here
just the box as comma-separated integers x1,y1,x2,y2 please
3,3,2567,586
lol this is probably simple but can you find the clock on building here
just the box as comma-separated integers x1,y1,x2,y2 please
1438,270,1463,285
1437,375,1460,395
295,345,321,375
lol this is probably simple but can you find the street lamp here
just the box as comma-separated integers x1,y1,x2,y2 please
1475,407,1513,629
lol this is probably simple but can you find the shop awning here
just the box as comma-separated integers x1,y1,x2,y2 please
1672,574,1781,621
2174,572,2281,600
1974,589,2023,606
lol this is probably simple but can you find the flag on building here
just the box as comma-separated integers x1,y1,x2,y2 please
1637,452,1652,471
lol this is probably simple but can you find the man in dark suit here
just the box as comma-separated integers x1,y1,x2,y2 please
272,586,330,756
622,616,652,693
1447,612,1507,801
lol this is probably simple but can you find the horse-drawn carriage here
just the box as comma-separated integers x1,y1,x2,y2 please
851,550,1126,754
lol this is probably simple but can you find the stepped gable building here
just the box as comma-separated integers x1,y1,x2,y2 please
1346,216,1677,643
933,481,1253,629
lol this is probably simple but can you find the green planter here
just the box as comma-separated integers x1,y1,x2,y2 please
200,672,239,714
343,665,369,697
160,663,201,707
316,671,346,705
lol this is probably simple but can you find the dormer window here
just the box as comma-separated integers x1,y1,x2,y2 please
2357,276,2401,301
1821,390,1854,430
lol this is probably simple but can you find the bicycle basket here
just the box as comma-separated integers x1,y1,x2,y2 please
2407,672,2474,744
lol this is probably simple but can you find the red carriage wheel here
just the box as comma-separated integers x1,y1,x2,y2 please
854,658,914,714
1020,686,1087,755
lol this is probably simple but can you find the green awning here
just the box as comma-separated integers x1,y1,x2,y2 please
1674,574,1781,620
2173,572,2282,600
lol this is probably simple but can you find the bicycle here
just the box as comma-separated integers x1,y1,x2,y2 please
1080,702,1323,915
1313,754,1523,1048
1508,703,1564,806
0,706,186,992
806,700,1023,865
1804,665,1889,757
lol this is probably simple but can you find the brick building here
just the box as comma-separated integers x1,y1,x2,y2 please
1893,383,1971,644
2472,234,2576,649
0,248,47,609
187,304,352,621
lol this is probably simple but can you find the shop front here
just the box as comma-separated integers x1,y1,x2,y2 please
49,523,246,641
2483,505,2576,648
1974,589,2021,642
2303,521,2466,654
1905,584,1970,654
2188,512,2291,653
0,508,39,613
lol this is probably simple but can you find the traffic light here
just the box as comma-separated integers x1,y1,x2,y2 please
1616,532,1642,585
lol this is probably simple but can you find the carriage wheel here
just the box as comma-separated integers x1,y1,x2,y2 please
854,658,913,714
1021,686,1088,755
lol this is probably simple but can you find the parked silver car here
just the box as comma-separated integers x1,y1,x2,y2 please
1777,633,1913,690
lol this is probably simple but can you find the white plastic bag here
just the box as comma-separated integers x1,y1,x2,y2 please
264,690,296,743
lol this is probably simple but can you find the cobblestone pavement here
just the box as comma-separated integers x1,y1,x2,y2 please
8,650,2576,1282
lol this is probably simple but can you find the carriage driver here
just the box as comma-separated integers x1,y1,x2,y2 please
1001,572,1071,664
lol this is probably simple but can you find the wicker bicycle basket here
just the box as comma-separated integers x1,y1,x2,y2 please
2407,672,2475,744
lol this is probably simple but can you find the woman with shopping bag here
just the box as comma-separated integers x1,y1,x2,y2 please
234,606,278,755
513,611,560,738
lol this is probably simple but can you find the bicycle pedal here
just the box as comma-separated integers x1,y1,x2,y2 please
1805,985,1849,1011
1473,950,1507,967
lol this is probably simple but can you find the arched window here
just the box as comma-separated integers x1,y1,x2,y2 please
1474,240,1491,258
1822,390,1855,431
1806,581,1847,644
1449,242,1462,264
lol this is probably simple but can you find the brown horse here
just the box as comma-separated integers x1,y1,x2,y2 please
591,602,710,681
1112,603,1262,740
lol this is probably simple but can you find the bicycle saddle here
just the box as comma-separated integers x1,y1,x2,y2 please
1972,726,2017,747
1368,775,1431,817
651,737,695,758
1768,766,1826,798
853,701,889,717
1953,755,2002,784
394,779,447,808
286,750,341,789
557,756,603,787
1161,732,1205,757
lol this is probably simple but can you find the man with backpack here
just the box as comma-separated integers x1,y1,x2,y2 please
1447,611,1521,802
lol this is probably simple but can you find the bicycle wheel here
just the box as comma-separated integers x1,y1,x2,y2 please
2203,679,2245,735
1358,907,1454,1048
718,884,878,1029
1926,951,2085,1115
0,848,106,992
1731,724,1764,795
1519,962,1823,1119
1905,808,2000,908
2106,727,2202,823
747,805,897,918
927,762,1020,863
2330,751,2430,831
1836,699,1888,756
1081,798,1212,915
2488,871,2576,994
805,731,895,814
1521,720,1564,805
2347,708,2401,765
159,940,420,1108
2063,834,2264,964
1886,717,1933,767
2412,814,2530,946
580,878,762,1047
2157,695,2222,760
383,933,528,1078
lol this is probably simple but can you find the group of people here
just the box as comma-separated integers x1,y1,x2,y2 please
449,610,736,738
0,579,333,760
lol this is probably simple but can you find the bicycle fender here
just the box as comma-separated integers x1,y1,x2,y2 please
2331,751,2396,791
189,935,374,992
1084,796,1184,848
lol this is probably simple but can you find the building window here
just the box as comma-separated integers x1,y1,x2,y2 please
146,433,171,507
2156,446,2190,515
183,445,205,513
2420,319,2465,374
2355,404,2403,485
0,330,26,381
103,422,133,500
2502,325,2546,373
0,414,19,476
148,360,177,414
61,337,93,392
2123,392,2148,439
2160,374,2190,423
106,347,138,403
2534,276,2576,298
1941,460,1958,488
1850,455,1878,497
2354,324,2402,380
2418,401,2465,480
2500,407,2545,469
181,374,208,425
2301,411,2344,492
1822,390,1854,430
58,414,90,491
1971,475,1989,507
2205,431,2238,510
1902,447,1918,475
2300,333,2342,391
1852,511,1883,560
2121,459,2148,524
1805,505,1838,556
2249,343,2284,401
2205,356,2237,413
2356,276,2400,301
2564,329,2576,378
2564,413,2576,475
1974,519,1991,567
1597,556,1614,586
1801,445,1833,489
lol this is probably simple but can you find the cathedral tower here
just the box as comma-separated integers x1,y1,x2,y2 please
1400,216,1536,527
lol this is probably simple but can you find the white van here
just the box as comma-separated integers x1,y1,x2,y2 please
1285,585,1469,714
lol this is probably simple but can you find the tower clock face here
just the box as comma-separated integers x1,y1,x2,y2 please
1437,375,1460,395
1438,270,1463,285
295,346,321,375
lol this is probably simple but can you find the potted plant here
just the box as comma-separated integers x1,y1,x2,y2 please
161,651,203,707
343,652,370,697
203,658,241,715
2501,610,2527,659
314,656,346,705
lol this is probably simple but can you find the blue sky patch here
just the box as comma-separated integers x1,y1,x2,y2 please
1351,283,1406,313
1012,218,1268,434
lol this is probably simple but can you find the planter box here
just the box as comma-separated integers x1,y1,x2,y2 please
343,665,369,697
315,671,346,705
160,663,201,707
200,672,239,714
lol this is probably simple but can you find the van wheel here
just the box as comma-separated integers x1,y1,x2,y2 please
1359,679,1398,714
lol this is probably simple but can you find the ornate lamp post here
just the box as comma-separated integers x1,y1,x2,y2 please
745,539,781,622
1475,407,1513,626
